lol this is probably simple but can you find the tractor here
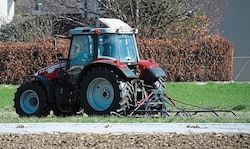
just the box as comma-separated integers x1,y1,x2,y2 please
14,18,167,117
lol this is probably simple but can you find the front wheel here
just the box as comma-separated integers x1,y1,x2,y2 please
14,82,50,117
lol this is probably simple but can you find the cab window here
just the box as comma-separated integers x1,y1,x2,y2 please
98,34,118,59
69,35,94,67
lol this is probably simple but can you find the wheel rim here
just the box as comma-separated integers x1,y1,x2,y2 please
20,90,39,114
87,77,114,111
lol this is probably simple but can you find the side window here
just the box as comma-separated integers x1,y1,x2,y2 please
98,35,118,59
69,35,93,67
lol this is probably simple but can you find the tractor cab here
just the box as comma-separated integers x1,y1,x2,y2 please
68,18,139,65
66,18,140,84
96,18,139,64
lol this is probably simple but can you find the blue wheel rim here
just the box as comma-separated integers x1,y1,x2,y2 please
20,90,39,114
87,77,114,111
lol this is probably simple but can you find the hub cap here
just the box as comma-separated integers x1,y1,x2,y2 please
87,77,114,111
20,90,39,114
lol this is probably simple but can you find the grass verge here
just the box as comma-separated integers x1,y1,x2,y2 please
0,82,249,123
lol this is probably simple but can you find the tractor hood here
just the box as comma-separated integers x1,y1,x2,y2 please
34,60,67,80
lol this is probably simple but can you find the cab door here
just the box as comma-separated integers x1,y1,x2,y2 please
67,35,94,84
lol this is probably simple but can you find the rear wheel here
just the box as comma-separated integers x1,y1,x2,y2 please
80,67,126,115
14,82,50,117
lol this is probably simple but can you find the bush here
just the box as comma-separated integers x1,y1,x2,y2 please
138,34,233,81
0,38,68,84
0,35,233,84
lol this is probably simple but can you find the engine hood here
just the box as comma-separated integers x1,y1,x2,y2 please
34,60,67,80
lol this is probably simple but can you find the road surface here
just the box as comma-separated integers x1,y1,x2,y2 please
1,123,249,135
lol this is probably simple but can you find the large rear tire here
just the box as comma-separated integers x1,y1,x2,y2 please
80,67,127,115
14,82,50,117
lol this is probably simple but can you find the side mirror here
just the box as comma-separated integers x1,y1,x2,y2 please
53,35,69,51
53,38,58,51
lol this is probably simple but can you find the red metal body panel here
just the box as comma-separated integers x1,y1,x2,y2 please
92,59,128,68
36,60,67,80
138,59,159,77
138,59,159,69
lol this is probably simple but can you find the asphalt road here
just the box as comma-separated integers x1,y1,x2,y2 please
1,123,249,135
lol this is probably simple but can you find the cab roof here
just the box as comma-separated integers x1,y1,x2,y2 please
70,18,137,35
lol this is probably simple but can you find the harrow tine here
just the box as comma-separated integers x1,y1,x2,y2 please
193,110,219,117
163,93,191,117
190,110,237,117
128,90,236,118
129,92,154,116
163,92,237,117
164,100,191,117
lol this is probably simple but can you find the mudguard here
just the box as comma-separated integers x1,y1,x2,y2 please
138,60,166,83
141,67,166,81
26,75,55,103
80,60,138,80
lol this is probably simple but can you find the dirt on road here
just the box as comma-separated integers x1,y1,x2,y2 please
0,133,249,149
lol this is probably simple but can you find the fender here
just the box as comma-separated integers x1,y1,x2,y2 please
138,60,166,82
26,75,55,103
78,59,138,83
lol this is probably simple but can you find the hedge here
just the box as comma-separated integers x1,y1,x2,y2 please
0,39,68,84
137,34,233,82
0,35,233,84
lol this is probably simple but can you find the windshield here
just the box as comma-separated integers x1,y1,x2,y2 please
118,34,137,62
98,34,138,63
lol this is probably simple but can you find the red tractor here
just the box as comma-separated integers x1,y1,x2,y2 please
14,18,166,117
